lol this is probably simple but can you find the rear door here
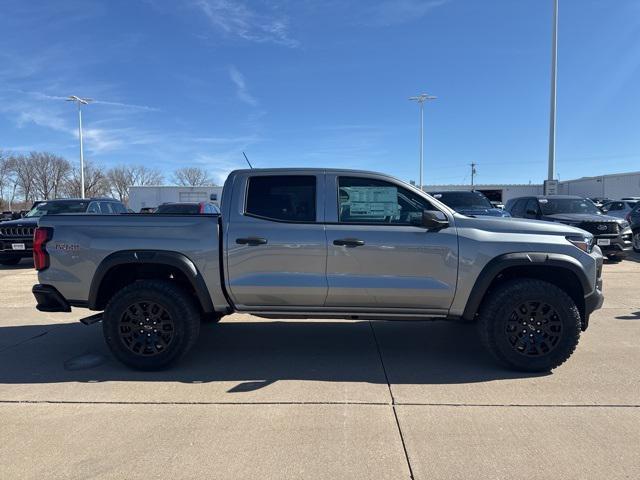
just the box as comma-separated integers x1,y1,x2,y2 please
224,172,328,308
323,173,458,311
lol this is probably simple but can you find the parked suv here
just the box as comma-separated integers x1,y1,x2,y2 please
505,195,633,261
628,202,640,253
154,202,220,214
0,198,126,266
600,200,638,219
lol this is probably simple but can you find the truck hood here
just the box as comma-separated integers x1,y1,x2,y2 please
457,208,511,218
541,213,621,225
454,214,589,236
0,217,38,228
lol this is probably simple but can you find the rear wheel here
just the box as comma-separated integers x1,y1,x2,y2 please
478,279,581,372
103,280,200,370
633,230,640,253
0,257,21,266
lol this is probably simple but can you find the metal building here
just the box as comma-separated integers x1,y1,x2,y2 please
424,171,640,202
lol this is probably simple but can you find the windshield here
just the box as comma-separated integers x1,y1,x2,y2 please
25,200,90,217
539,198,601,215
430,191,493,210
155,203,199,214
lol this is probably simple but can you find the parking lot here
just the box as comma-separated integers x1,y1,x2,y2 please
0,255,638,479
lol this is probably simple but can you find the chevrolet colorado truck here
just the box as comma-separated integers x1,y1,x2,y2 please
32,169,604,372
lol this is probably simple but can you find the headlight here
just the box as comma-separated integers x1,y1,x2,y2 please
566,235,593,253
619,221,630,229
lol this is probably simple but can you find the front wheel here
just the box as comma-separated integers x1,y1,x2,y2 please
633,230,640,253
478,279,581,372
103,280,201,370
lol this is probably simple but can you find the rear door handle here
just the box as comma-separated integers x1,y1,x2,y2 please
236,237,268,246
333,238,365,247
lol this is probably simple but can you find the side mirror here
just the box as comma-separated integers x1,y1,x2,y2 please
421,210,449,230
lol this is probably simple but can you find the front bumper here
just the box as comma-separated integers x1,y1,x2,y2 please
0,236,33,258
594,230,633,257
32,284,71,312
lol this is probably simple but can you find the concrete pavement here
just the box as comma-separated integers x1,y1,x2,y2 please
0,255,639,479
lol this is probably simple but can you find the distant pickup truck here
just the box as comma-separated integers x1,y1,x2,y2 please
32,169,604,372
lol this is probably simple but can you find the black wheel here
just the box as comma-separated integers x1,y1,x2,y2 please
0,257,21,266
606,254,623,262
478,279,581,372
633,230,640,253
103,280,200,370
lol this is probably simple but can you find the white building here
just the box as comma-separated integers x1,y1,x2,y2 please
128,185,223,212
425,171,640,203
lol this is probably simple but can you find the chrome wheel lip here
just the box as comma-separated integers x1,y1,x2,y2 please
118,301,175,357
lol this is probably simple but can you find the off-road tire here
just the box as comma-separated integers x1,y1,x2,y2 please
478,279,581,372
201,312,224,323
0,257,21,266
103,280,200,370
633,229,640,253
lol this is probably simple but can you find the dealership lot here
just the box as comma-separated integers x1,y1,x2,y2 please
1,257,639,479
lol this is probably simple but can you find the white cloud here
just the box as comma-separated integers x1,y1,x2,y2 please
228,65,258,106
194,0,299,47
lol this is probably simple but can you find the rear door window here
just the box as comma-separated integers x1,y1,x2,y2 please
245,175,316,222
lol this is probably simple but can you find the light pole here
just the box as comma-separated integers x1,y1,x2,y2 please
66,96,93,199
408,93,436,190
547,0,558,186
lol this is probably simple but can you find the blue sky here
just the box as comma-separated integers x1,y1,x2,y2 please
1,0,639,186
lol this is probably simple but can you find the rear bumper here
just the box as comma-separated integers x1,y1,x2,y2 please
585,277,604,316
32,284,71,312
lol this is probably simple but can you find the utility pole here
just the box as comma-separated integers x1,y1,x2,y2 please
470,162,477,188
66,96,93,199
408,93,437,190
545,0,559,194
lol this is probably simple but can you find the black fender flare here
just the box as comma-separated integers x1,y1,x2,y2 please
462,252,591,321
88,250,214,312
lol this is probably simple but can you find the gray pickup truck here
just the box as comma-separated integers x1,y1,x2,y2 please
32,168,604,372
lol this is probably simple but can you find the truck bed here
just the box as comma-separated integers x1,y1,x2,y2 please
37,214,227,309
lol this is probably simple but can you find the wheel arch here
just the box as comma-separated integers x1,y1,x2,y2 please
88,250,214,313
462,252,591,328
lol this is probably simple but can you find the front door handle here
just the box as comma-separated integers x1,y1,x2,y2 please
236,237,268,246
333,238,365,247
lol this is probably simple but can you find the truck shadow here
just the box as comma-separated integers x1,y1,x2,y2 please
0,319,547,389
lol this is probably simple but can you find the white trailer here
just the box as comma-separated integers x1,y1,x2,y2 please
128,186,223,213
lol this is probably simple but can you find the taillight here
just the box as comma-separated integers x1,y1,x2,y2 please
33,227,52,271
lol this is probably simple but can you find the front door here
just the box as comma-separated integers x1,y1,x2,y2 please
324,173,458,311
224,173,328,308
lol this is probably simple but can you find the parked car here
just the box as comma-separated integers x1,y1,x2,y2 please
600,200,638,219
33,168,603,373
428,190,511,217
628,202,640,253
154,202,220,214
0,197,126,266
589,197,612,209
505,195,633,261
139,207,156,214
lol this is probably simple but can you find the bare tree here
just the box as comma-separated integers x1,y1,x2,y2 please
172,167,215,187
0,151,18,209
107,165,164,203
30,152,71,200
63,160,109,198
12,154,37,204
